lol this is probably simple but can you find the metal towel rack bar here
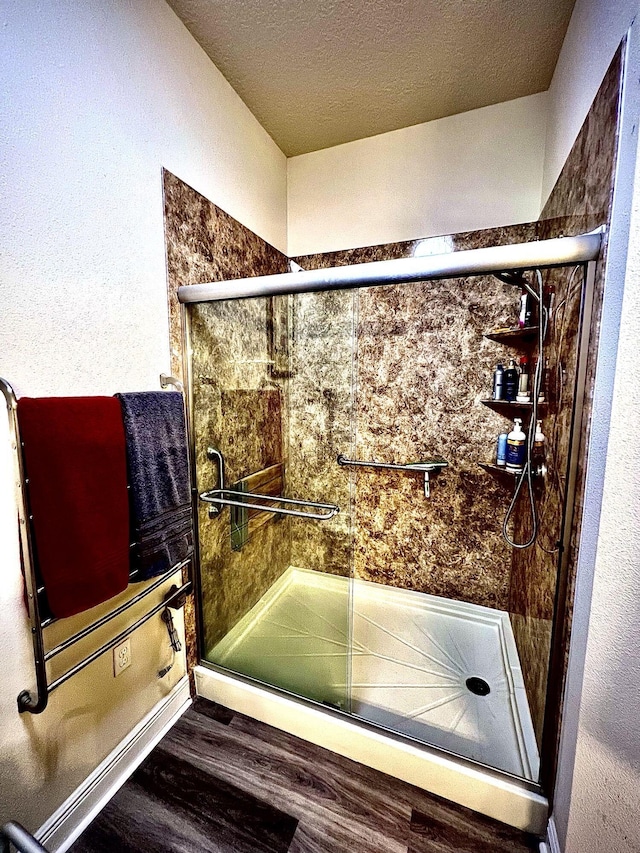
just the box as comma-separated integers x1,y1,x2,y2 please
44,558,191,662
336,454,448,498
201,446,339,520
1,821,49,853
0,377,193,715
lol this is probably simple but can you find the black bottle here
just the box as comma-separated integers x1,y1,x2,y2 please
503,358,519,402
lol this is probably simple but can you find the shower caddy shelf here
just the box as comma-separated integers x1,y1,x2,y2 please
480,399,547,414
1,376,193,714
477,462,543,481
483,325,540,344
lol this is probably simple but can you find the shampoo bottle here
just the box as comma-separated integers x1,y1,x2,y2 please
533,419,546,465
506,418,526,472
516,356,530,402
492,363,504,401
503,358,519,402
496,433,508,466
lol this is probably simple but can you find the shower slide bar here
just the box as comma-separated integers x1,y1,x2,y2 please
337,454,448,497
177,230,602,303
1,376,193,714
201,446,339,520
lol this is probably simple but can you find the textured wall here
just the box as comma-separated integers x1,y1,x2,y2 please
0,0,286,835
565,109,640,852
541,0,636,204
287,93,548,256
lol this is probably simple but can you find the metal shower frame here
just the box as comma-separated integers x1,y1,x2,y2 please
178,230,601,800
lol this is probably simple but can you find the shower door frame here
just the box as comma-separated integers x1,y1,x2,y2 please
179,233,601,802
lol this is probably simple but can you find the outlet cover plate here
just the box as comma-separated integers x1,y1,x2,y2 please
113,637,132,677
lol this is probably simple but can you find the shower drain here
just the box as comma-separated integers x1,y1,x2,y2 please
465,677,491,696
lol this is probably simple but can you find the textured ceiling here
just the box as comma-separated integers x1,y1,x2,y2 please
167,0,576,156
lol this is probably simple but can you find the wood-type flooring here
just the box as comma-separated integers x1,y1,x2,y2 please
70,698,541,853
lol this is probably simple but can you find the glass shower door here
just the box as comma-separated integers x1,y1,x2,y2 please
188,290,356,710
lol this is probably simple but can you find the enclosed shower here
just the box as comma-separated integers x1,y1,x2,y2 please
179,233,599,828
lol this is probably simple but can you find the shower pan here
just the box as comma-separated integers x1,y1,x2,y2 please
179,232,600,832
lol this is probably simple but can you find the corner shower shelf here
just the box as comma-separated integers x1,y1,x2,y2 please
478,462,543,483
483,325,540,344
480,399,547,416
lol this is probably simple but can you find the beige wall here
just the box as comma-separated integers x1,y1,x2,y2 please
286,93,547,256
541,0,638,204
0,0,287,833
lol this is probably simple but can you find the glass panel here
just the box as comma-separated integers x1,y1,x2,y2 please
188,263,585,786
190,292,355,710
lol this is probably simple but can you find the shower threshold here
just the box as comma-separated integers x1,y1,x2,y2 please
204,567,540,782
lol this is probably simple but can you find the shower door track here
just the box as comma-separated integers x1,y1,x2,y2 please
177,230,601,303
179,229,602,814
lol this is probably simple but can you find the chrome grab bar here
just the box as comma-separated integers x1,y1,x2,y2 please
336,454,448,498
337,454,448,472
202,447,339,521
199,488,339,520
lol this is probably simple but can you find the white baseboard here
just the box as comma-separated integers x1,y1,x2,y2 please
37,677,191,853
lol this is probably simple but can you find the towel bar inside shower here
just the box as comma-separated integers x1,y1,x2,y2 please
199,488,339,520
201,446,340,520
0,376,193,715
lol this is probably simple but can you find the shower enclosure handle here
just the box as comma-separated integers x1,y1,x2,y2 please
199,489,339,520
202,447,339,520
336,454,448,498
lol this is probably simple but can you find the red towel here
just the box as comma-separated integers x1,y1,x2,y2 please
17,397,130,618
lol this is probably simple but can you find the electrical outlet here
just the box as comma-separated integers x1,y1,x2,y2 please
113,637,132,677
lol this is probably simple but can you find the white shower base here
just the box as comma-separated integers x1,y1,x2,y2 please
208,567,539,781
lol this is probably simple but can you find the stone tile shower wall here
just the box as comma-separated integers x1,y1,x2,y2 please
163,170,290,664
287,291,356,578
294,224,535,609
189,299,293,652
510,46,623,750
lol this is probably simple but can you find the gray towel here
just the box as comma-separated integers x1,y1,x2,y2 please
116,392,193,580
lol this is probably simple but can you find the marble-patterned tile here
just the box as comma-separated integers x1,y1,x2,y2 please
162,172,290,679
287,290,355,577
351,275,518,608
162,169,289,380
510,43,624,750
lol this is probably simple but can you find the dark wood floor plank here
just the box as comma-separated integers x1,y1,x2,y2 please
70,781,225,853
408,807,539,853
163,704,414,846
288,820,407,853
70,741,297,853
191,696,235,725
71,699,541,853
